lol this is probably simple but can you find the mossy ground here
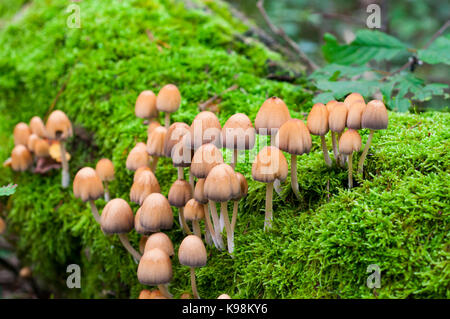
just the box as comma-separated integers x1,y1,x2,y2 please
0,0,448,299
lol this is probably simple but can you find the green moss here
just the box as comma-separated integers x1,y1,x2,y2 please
0,0,448,299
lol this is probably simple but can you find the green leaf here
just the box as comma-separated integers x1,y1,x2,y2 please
413,83,449,101
315,79,379,99
309,63,372,81
418,34,450,65
312,92,336,104
0,184,17,196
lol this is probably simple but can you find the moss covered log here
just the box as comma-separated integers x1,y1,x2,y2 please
0,0,449,298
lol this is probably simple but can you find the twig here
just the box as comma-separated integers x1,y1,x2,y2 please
198,84,239,111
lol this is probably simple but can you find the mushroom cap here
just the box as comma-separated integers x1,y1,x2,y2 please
133,166,151,182
275,119,312,155
362,100,388,130
135,208,152,235
135,90,158,119
178,235,207,268
339,129,362,155
13,122,31,146
325,100,339,113
187,111,222,149
11,145,32,172
235,172,248,199
251,146,288,183
137,248,172,285
73,167,104,202
255,97,291,135
217,294,231,299
147,120,162,136
147,126,167,157
156,84,181,113
328,102,348,133
138,289,153,299
164,122,190,157
34,138,50,158
222,113,256,150
204,163,240,202
190,143,224,178
140,193,173,232
184,199,205,221
27,134,39,152
126,143,150,171
168,179,192,207
100,198,134,234
96,158,115,181
193,178,208,204
170,141,193,167
344,92,365,108
29,116,47,138
45,110,72,140
130,170,161,205
346,101,366,130
144,232,174,256
306,103,329,136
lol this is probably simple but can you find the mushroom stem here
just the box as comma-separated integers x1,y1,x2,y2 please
150,156,159,172
179,207,193,235
219,211,225,232
331,132,338,163
337,132,345,166
348,153,353,189
204,223,213,246
158,284,173,299
320,135,332,167
290,154,300,199
104,181,110,202
177,167,184,180
221,202,234,254
208,200,225,250
203,205,216,248
192,220,201,238
357,130,374,175
88,200,101,223
265,182,274,231
188,168,195,192
230,200,238,233
190,267,200,299
231,149,238,169
59,141,70,188
118,233,142,261
164,113,170,129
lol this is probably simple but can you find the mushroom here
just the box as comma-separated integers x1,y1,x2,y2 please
190,143,224,178
130,169,160,205
184,199,205,238
139,193,173,233
186,111,222,150
13,122,31,146
146,126,167,172
222,113,255,169
45,110,73,188
168,179,193,235
164,122,191,180
139,236,148,254
133,166,151,182
339,129,362,188
100,198,141,260
96,158,115,202
147,120,162,137
194,178,214,247
135,90,159,124
252,146,288,230
156,84,181,128
137,247,173,298
326,100,339,114
217,294,231,299
135,208,151,236
29,116,47,138
73,167,104,223
11,145,32,172
328,102,348,163
33,138,57,174
344,92,365,109
307,103,332,167
126,142,150,171
144,232,174,257
358,100,388,175
347,100,366,130
27,134,39,153
178,235,207,299
230,172,248,235
275,119,311,199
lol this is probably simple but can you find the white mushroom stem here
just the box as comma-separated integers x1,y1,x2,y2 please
219,211,225,232
208,200,225,250
230,200,239,233
291,154,300,200
190,267,200,299
231,149,238,169
331,132,338,162
204,220,213,246
118,233,142,261
150,156,159,172
189,168,195,192
265,182,274,231
60,141,70,188
104,181,110,202
348,153,354,189
221,202,234,255
338,132,345,166
320,135,332,167
358,129,374,175
177,167,184,180
192,220,201,238
179,207,192,235
203,205,216,248
164,113,170,129
158,283,173,299
88,200,101,223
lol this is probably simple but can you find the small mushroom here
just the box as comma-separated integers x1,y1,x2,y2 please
164,122,191,180
27,134,39,153
96,158,115,202
144,232,174,257
126,142,150,171
222,113,255,169
135,90,159,124
135,208,151,236
307,103,332,167
178,235,207,299
347,100,366,130
13,122,31,146
254,96,291,137
133,166,151,182
184,199,205,238
168,179,193,235
130,169,160,205
190,143,224,178
217,294,231,299
137,248,173,298
146,126,167,172
11,145,32,172
139,193,173,233
328,102,348,163
29,116,47,138
186,111,222,150
156,84,181,128
194,179,215,248
339,129,362,188
344,92,365,109
325,100,339,114
73,167,104,223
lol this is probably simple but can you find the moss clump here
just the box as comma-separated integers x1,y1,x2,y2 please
0,0,448,298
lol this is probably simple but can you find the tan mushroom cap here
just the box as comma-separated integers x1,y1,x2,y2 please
147,126,167,157
187,111,222,149
307,103,329,136
156,84,181,113
140,193,173,232
11,145,32,172
34,138,50,158
130,169,160,205
137,248,173,285
147,120,162,136
222,113,256,150
275,119,312,155
168,179,192,207
29,116,47,138
252,146,288,183
27,134,39,152
135,90,158,119
13,122,31,146
344,92,365,109
204,163,240,202
191,143,224,178
126,143,150,171
217,294,232,299
346,100,366,130
96,158,115,181
339,129,362,155
170,140,194,168
135,208,151,235
184,199,205,221
362,100,388,130
133,166,151,182
100,198,134,234
235,172,248,199
328,102,348,133
144,232,174,257
326,100,339,113
73,167,104,202
255,97,291,135
45,110,72,140
164,122,190,158
193,178,208,204
178,235,207,268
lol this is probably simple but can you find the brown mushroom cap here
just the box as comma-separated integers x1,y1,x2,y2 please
170,140,193,168
133,166,151,182
96,158,115,182
344,92,365,108
144,232,174,256
307,103,329,136
126,143,150,171
27,134,39,152
168,179,192,207
29,116,47,138
140,193,173,232
147,120,162,136
251,146,288,183
164,122,190,157
147,126,167,157
45,110,72,140
204,163,240,202
255,97,291,135
187,111,222,149
135,90,158,119
11,145,32,171
156,84,181,113
130,170,161,205
34,138,50,158
328,102,348,133
184,199,205,222
275,119,312,155
100,198,134,234
73,167,104,202
362,100,388,130
217,294,232,299
235,172,248,199
346,101,366,130
135,208,150,235
190,143,224,178
178,235,207,268
13,122,31,146
339,129,362,155
193,178,208,204
222,113,256,150
137,248,173,285
325,100,339,113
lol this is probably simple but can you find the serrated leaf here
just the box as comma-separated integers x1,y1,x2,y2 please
0,184,17,196
413,83,449,101
315,79,379,99
418,34,450,65
309,63,372,81
312,92,336,104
